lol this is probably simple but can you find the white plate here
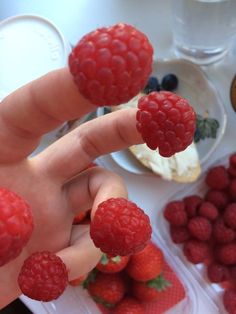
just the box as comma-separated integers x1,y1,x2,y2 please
97,58,227,176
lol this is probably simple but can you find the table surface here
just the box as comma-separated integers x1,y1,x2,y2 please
1,1,236,313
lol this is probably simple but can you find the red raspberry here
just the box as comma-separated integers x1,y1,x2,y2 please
205,165,230,190
136,91,196,157
18,251,68,301
69,23,153,106
229,179,236,201
113,297,145,314
183,240,208,264
230,265,236,280
170,226,190,244
96,254,130,273
90,198,151,256
205,189,229,210
87,272,126,307
230,153,236,168
125,242,164,281
187,217,212,241
228,165,236,178
217,243,236,265
164,200,187,226
212,219,235,244
198,201,219,221
223,289,236,314
0,188,34,266
184,195,203,218
224,203,236,229
207,262,229,283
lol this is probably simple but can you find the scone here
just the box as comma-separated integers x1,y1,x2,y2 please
111,93,201,183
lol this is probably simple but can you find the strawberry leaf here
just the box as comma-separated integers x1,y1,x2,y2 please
100,254,109,265
147,274,171,292
111,256,121,263
83,269,98,289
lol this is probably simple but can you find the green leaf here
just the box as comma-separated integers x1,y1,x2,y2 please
147,274,171,292
111,256,121,263
83,269,98,289
100,254,109,265
194,114,220,143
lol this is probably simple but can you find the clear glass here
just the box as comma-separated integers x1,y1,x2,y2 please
171,0,236,65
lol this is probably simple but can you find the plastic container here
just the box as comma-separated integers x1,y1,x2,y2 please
156,151,236,314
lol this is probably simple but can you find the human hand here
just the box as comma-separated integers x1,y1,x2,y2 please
0,68,143,308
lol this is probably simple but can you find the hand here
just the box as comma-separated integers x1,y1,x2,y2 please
0,68,143,308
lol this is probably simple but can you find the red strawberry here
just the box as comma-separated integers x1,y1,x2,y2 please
73,210,89,224
18,251,68,301
229,180,236,201
87,272,126,307
205,189,229,210
223,289,236,314
0,188,34,267
113,297,145,314
69,274,87,286
212,219,235,244
198,201,219,221
217,243,236,265
224,203,236,229
207,262,229,283
187,217,212,241
132,274,171,302
96,254,130,273
183,195,203,218
90,198,151,256
136,91,196,157
125,242,164,281
183,240,208,264
164,200,187,226
205,165,230,190
170,226,190,244
69,23,153,106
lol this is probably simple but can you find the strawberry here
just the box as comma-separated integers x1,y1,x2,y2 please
73,210,90,224
207,262,229,283
113,297,145,314
205,165,230,190
69,274,87,286
87,272,126,307
212,219,235,244
224,203,236,229
198,201,219,221
183,240,208,264
184,194,203,218
223,289,236,314
96,254,130,273
132,274,171,302
187,216,212,241
125,242,164,281
164,200,187,226
90,198,151,256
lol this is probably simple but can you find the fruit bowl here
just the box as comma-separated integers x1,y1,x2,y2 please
97,58,227,178
156,151,236,314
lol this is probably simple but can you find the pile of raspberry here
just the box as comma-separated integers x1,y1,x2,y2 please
69,241,185,314
163,152,236,314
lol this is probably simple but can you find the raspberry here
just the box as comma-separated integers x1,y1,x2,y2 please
205,189,229,210
184,195,203,218
205,165,230,190
136,91,196,157
113,297,145,314
187,217,212,241
164,200,187,226
170,226,190,244
69,23,153,106
207,262,229,283
224,203,236,229
183,240,208,264
198,201,219,221
90,198,151,256
229,179,236,201
212,219,235,244
230,153,236,168
223,289,236,314
18,251,68,301
230,266,236,280
228,165,236,178
217,243,236,265
0,188,34,266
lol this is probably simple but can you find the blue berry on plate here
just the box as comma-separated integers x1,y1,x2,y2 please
144,76,161,94
161,74,178,91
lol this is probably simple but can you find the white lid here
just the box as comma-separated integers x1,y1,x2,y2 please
0,14,71,100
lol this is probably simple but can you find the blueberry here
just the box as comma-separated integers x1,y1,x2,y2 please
144,76,161,94
161,74,178,91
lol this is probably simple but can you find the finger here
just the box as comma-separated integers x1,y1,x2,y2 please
0,68,95,162
34,108,143,182
65,166,127,219
57,225,102,280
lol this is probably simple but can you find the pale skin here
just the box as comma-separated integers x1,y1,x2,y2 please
0,68,144,309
